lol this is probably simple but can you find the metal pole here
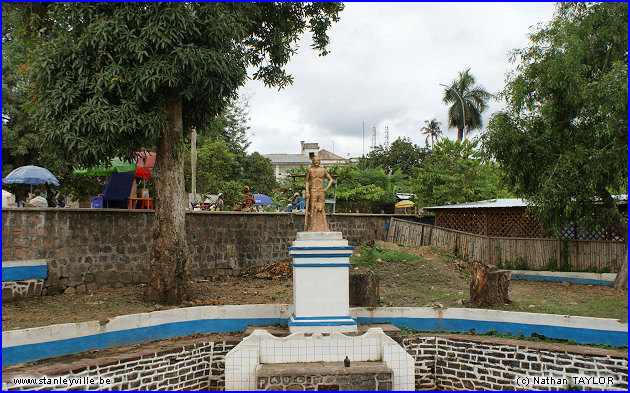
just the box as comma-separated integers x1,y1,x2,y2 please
362,122,365,157
439,83,466,133
191,128,197,200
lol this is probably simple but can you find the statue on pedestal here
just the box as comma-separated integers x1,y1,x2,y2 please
304,156,333,232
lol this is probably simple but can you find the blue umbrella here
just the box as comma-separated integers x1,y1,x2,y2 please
254,193,275,206
3,165,60,186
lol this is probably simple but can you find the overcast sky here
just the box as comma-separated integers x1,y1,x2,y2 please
240,2,557,159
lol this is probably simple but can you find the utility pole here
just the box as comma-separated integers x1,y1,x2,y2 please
191,128,197,200
362,122,365,157
371,126,377,150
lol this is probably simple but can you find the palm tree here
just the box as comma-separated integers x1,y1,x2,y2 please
420,119,443,148
442,68,492,141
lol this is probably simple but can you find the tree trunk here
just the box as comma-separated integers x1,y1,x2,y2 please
469,261,510,308
611,216,627,290
349,271,379,306
613,255,627,290
457,124,464,141
145,97,191,304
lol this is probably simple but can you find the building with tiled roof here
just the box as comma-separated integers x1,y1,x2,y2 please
264,141,352,180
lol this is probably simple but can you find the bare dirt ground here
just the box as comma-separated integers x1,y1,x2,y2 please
2,241,627,331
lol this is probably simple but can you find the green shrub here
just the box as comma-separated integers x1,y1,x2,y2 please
350,244,421,267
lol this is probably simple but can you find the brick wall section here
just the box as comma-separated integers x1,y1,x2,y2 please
403,334,628,391
2,279,44,301
403,336,437,390
256,362,393,390
3,334,627,391
2,209,388,293
3,341,237,391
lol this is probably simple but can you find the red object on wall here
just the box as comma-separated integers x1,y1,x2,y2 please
135,152,156,179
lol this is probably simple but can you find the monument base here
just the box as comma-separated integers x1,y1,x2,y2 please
288,314,357,333
288,231,357,333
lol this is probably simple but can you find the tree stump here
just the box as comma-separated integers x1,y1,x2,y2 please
469,261,510,308
349,271,380,306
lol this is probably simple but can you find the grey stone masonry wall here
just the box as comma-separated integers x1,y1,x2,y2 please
2,279,43,302
403,334,628,391
256,362,393,391
3,340,237,391
403,336,437,390
3,333,626,391
2,209,389,293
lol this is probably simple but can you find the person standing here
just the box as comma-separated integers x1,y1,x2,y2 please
304,156,333,231
45,184,58,207
214,193,225,211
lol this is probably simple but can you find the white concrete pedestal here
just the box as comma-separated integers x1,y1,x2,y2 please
288,232,357,333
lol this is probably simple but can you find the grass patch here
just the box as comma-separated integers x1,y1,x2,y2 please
351,244,423,267
504,293,628,322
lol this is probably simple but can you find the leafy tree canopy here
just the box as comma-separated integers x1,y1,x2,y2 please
196,96,251,156
19,2,343,167
334,165,408,212
11,2,344,304
442,69,492,141
412,139,512,207
239,152,276,196
359,137,428,177
420,119,443,148
483,2,627,238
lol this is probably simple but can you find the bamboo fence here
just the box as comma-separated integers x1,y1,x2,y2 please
387,218,626,273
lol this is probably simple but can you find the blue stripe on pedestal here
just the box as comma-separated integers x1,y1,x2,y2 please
291,254,353,258
288,246,355,251
293,263,350,267
290,315,357,326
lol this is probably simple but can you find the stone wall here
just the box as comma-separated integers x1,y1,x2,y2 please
403,334,628,391
2,279,43,301
4,333,626,391
3,340,238,391
256,362,393,390
2,209,389,293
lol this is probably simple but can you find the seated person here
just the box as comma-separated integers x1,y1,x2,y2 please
233,186,255,212
286,192,306,212
28,190,48,208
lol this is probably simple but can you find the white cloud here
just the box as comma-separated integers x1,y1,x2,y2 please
242,2,556,158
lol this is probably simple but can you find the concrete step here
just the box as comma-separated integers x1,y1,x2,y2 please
245,323,401,341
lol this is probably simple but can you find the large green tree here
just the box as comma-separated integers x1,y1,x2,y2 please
334,165,407,213
200,97,252,156
484,3,627,288
3,4,105,202
442,68,492,141
18,2,343,303
411,139,511,207
359,137,428,177
195,141,240,196
240,152,276,196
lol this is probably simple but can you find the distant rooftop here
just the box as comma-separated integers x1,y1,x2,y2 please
263,154,311,164
318,149,347,161
424,195,628,210
424,198,528,210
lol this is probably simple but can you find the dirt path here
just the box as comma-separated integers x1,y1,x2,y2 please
2,241,626,331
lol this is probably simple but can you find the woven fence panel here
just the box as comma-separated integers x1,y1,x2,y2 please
386,218,626,272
